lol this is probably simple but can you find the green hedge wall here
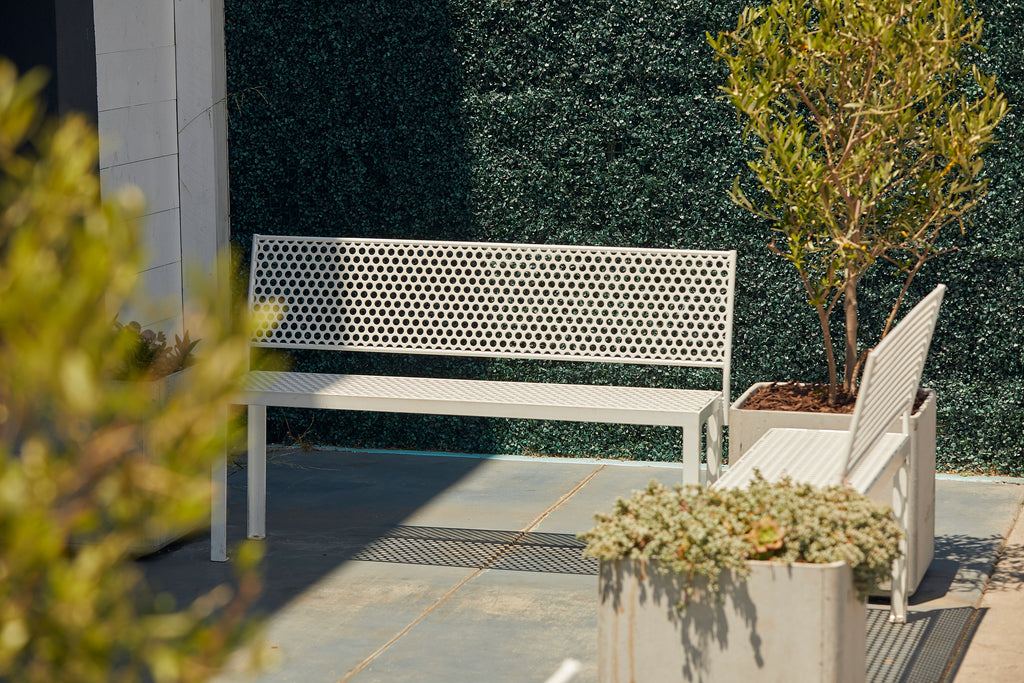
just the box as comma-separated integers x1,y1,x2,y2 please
225,0,1024,475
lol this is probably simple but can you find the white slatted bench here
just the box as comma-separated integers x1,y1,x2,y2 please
210,235,737,561
712,284,945,623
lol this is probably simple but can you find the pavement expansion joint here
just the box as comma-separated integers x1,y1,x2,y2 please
340,466,603,681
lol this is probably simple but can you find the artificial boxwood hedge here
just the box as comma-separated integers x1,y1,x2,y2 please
225,0,1024,475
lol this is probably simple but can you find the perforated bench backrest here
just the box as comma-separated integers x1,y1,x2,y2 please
845,285,945,475
248,235,736,390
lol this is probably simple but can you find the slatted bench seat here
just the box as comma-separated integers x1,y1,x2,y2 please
712,284,945,623
210,235,737,561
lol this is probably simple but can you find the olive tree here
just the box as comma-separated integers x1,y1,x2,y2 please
0,61,260,682
709,0,1007,402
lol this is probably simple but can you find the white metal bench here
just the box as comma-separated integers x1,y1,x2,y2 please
711,284,945,623
210,235,737,560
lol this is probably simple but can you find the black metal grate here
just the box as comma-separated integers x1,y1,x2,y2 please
489,532,597,575
865,606,974,683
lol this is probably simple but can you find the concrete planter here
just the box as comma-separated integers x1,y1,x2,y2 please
598,558,865,683
729,383,936,592
147,367,189,399
112,368,199,555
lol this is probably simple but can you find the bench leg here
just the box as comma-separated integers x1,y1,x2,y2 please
211,450,228,562
681,416,701,486
889,458,910,624
704,406,723,487
248,405,267,540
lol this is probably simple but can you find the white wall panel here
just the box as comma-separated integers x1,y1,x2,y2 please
119,261,183,329
93,0,226,339
98,100,178,169
93,0,174,54
100,154,180,216
135,208,182,270
175,0,231,331
96,46,176,112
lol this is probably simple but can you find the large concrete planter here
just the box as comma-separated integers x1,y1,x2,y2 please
598,558,866,682
729,383,936,593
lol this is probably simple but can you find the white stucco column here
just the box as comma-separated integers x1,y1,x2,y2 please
174,0,230,325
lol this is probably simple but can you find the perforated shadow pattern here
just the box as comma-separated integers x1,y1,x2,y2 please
347,526,974,680
349,525,597,575
248,236,736,367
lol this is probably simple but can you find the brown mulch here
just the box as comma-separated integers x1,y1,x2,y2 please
739,382,929,415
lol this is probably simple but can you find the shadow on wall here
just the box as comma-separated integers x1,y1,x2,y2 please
222,0,1024,475
226,0,502,456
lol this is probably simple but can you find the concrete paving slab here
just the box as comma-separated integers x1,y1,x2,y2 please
223,562,479,683
354,569,597,683
529,461,687,534
397,457,604,531
912,480,1024,611
135,449,1024,683
950,495,1024,682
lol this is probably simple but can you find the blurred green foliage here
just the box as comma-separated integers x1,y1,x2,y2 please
225,0,1024,475
0,61,261,681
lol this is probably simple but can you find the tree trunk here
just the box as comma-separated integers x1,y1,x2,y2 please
816,302,839,404
843,278,859,394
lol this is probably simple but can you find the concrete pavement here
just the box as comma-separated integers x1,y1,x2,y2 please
137,448,1024,682
950,491,1024,682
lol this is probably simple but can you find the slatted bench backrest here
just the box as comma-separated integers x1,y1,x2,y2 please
248,235,736,391
844,284,945,475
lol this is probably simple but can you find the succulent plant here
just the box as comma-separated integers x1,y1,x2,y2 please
114,320,200,380
579,473,903,604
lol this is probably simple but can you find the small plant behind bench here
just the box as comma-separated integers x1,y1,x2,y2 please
113,320,199,380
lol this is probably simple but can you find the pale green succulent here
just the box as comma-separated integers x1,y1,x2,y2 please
580,474,903,603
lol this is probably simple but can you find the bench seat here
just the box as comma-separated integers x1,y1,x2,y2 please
241,371,723,543
711,284,946,623
717,428,908,495
243,371,722,426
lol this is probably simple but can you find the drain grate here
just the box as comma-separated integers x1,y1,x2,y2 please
866,606,973,683
350,535,510,569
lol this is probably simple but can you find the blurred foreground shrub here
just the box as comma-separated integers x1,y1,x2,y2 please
0,60,261,682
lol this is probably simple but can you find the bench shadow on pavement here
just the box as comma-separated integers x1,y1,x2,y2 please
137,448,487,618
136,452,1021,683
